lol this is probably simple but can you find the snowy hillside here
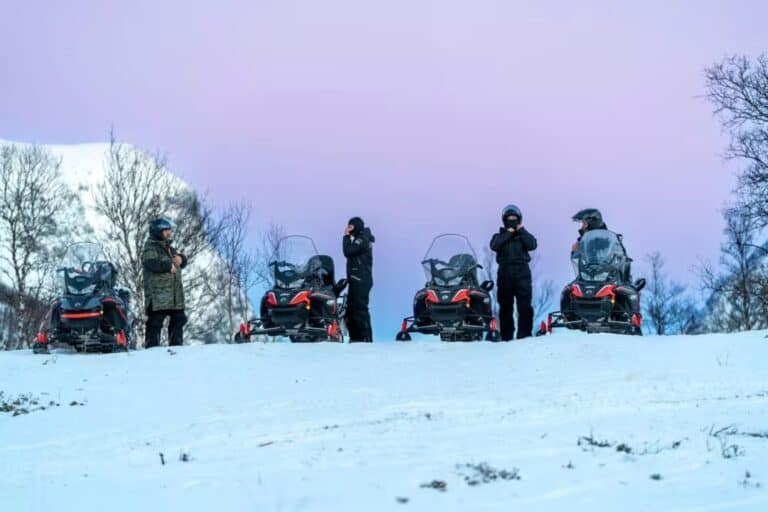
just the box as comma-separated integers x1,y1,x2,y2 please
0,140,135,234
1,332,767,511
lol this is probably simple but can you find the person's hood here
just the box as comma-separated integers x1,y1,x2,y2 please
348,216,364,232
360,227,375,243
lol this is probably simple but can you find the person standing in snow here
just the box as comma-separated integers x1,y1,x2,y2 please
343,217,374,342
142,217,188,348
490,205,538,340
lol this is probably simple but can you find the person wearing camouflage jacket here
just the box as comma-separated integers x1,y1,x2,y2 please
142,217,188,348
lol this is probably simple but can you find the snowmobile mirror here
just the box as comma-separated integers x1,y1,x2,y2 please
634,278,646,291
481,280,494,292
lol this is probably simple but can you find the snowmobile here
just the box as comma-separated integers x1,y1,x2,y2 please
235,235,348,342
33,243,133,354
396,234,500,342
542,229,645,336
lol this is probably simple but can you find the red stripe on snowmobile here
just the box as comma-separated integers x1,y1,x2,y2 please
451,289,471,304
289,291,311,306
595,285,616,299
61,312,102,320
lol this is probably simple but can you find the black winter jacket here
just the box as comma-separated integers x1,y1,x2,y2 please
490,227,538,268
343,228,375,287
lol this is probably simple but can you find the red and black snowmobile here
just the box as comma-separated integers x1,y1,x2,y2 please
34,243,133,354
396,234,500,342
542,229,645,336
235,236,348,342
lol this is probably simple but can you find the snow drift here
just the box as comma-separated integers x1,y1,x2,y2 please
1,331,767,511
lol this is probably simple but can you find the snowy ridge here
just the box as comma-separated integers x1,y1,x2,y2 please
1,331,767,511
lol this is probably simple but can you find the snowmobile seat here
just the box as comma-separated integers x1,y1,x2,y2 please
307,255,336,288
447,253,479,286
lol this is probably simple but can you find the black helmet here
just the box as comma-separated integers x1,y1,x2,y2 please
572,208,603,229
501,204,522,222
149,217,176,240
348,216,365,234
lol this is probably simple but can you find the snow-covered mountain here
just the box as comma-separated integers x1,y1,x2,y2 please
0,138,185,237
0,139,237,344
0,139,126,231
1,331,766,511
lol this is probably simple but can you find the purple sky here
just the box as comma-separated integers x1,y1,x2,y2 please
2,1,767,335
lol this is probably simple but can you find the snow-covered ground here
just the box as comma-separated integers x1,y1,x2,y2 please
1,331,767,512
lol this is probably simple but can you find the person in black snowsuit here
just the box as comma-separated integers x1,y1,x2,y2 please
343,217,374,342
490,205,538,340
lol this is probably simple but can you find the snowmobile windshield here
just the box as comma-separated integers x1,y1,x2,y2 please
60,243,114,296
575,230,625,282
270,235,325,289
421,234,480,288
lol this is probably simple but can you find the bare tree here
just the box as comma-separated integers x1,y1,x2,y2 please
94,134,221,346
94,136,171,346
700,207,768,332
254,221,287,290
215,201,257,338
676,300,707,335
643,252,688,335
165,188,224,344
248,221,287,342
530,253,555,326
705,54,768,227
0,144,78,349
533,280,555,326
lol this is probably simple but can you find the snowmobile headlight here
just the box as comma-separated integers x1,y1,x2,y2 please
435,276,463,287
68,283,96,295
582,271,609,282
326,299,335,306
277,278,303,289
